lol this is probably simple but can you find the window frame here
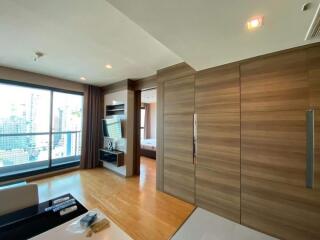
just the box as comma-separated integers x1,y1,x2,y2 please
0,79,84,181
140,106,145,140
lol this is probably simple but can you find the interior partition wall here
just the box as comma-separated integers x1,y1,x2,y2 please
0,80,83,181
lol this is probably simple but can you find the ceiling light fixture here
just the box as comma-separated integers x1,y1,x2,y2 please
34,51,44,62
247,16,264,30
80,77,86,81
105,64,112,69
302,2,312,12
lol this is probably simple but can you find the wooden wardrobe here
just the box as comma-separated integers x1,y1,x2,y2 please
241,48,320,240
158,44,320,240
195,64,241,223
160,64,196,204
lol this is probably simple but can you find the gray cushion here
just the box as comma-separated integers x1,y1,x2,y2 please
0,183,39,216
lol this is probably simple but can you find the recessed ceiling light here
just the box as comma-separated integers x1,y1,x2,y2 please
247,16,264,30
80,77,86,81
105,64,112,69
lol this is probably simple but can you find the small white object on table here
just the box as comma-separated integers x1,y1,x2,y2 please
31,208,132,240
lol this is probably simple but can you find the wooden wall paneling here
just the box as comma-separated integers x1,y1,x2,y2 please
196,112,240,222
194,63,240,222
164,114,194,163
315,110,320,190
133,90,141,175
241,110,320,239
101,79,131,94
195,63,240,113
164,157,195,204
133,75,157,91
156,79,164,191
157,62,195,193
163,114,195,203
307,46,320,109
242,176,320,240
164,75,195,114
242,110,306,187
158,63,196,82
241,50,309,112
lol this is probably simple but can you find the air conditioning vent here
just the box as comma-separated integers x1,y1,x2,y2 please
305,4,320,40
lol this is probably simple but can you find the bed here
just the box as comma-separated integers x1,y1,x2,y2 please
140,138,156,159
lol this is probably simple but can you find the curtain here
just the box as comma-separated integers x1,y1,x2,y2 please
144,103,151,139
80,85,102,169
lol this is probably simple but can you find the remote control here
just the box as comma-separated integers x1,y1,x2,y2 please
59,205,78,216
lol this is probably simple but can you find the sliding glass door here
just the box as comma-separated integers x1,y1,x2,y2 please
0,82,83,179
51,92,83,166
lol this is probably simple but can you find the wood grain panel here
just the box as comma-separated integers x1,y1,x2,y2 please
156,80,164,191
163,113,194,203
307,46,320,109
241,50,308,112
133,75,157,91
242,110,306,187
315,110,320,190
242,176,320,240
242,110,320,239
164,158,195,204
195,64,239,113
164,114,193,163
158,62,195,82
164,75,194,114
196,113,240,222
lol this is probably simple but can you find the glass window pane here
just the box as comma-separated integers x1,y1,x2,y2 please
51,132,81,166
0,135,50,177
52,92,83,132
0,83,51,177
51,92,83,166
141,109,145,127
0,83,50,134
140,129,145,140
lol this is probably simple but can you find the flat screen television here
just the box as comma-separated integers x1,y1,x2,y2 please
102,118,122,139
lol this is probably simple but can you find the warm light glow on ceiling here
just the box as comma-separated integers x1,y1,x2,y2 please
247,16,264,30
105,64,112,69
80,76,86,81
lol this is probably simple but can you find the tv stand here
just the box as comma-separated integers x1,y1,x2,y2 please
99,149,124,167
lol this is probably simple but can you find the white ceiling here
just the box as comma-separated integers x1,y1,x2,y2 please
0,0,182,86
1,1,320,86
107,0,320,71
141,89,157,103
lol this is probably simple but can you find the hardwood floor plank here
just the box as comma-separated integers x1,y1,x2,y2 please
31,157,194,240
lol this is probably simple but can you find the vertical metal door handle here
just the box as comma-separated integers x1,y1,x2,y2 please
306,110,315,189
193,114,197,164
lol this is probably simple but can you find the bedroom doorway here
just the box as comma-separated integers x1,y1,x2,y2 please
137,88,157,180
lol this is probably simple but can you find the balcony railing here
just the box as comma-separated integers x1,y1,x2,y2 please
0,131,81,178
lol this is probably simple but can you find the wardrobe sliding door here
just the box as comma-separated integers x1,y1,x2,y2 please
163,75,195,203
241,50,320,240
195,64,241,222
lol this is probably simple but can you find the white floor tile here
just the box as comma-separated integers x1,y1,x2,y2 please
172,208,277,240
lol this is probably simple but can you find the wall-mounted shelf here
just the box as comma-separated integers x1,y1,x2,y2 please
99,148,124,167
106,104,125,116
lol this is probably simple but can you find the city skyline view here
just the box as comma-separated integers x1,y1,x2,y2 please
0,83,83,175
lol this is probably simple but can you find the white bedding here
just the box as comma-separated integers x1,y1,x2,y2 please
141,138,156,150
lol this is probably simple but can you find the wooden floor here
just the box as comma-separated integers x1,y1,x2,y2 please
31,157,195,240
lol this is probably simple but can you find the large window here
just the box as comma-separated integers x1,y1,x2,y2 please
0,82,83,179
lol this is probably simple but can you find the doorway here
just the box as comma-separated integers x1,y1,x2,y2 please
134,88,157,180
